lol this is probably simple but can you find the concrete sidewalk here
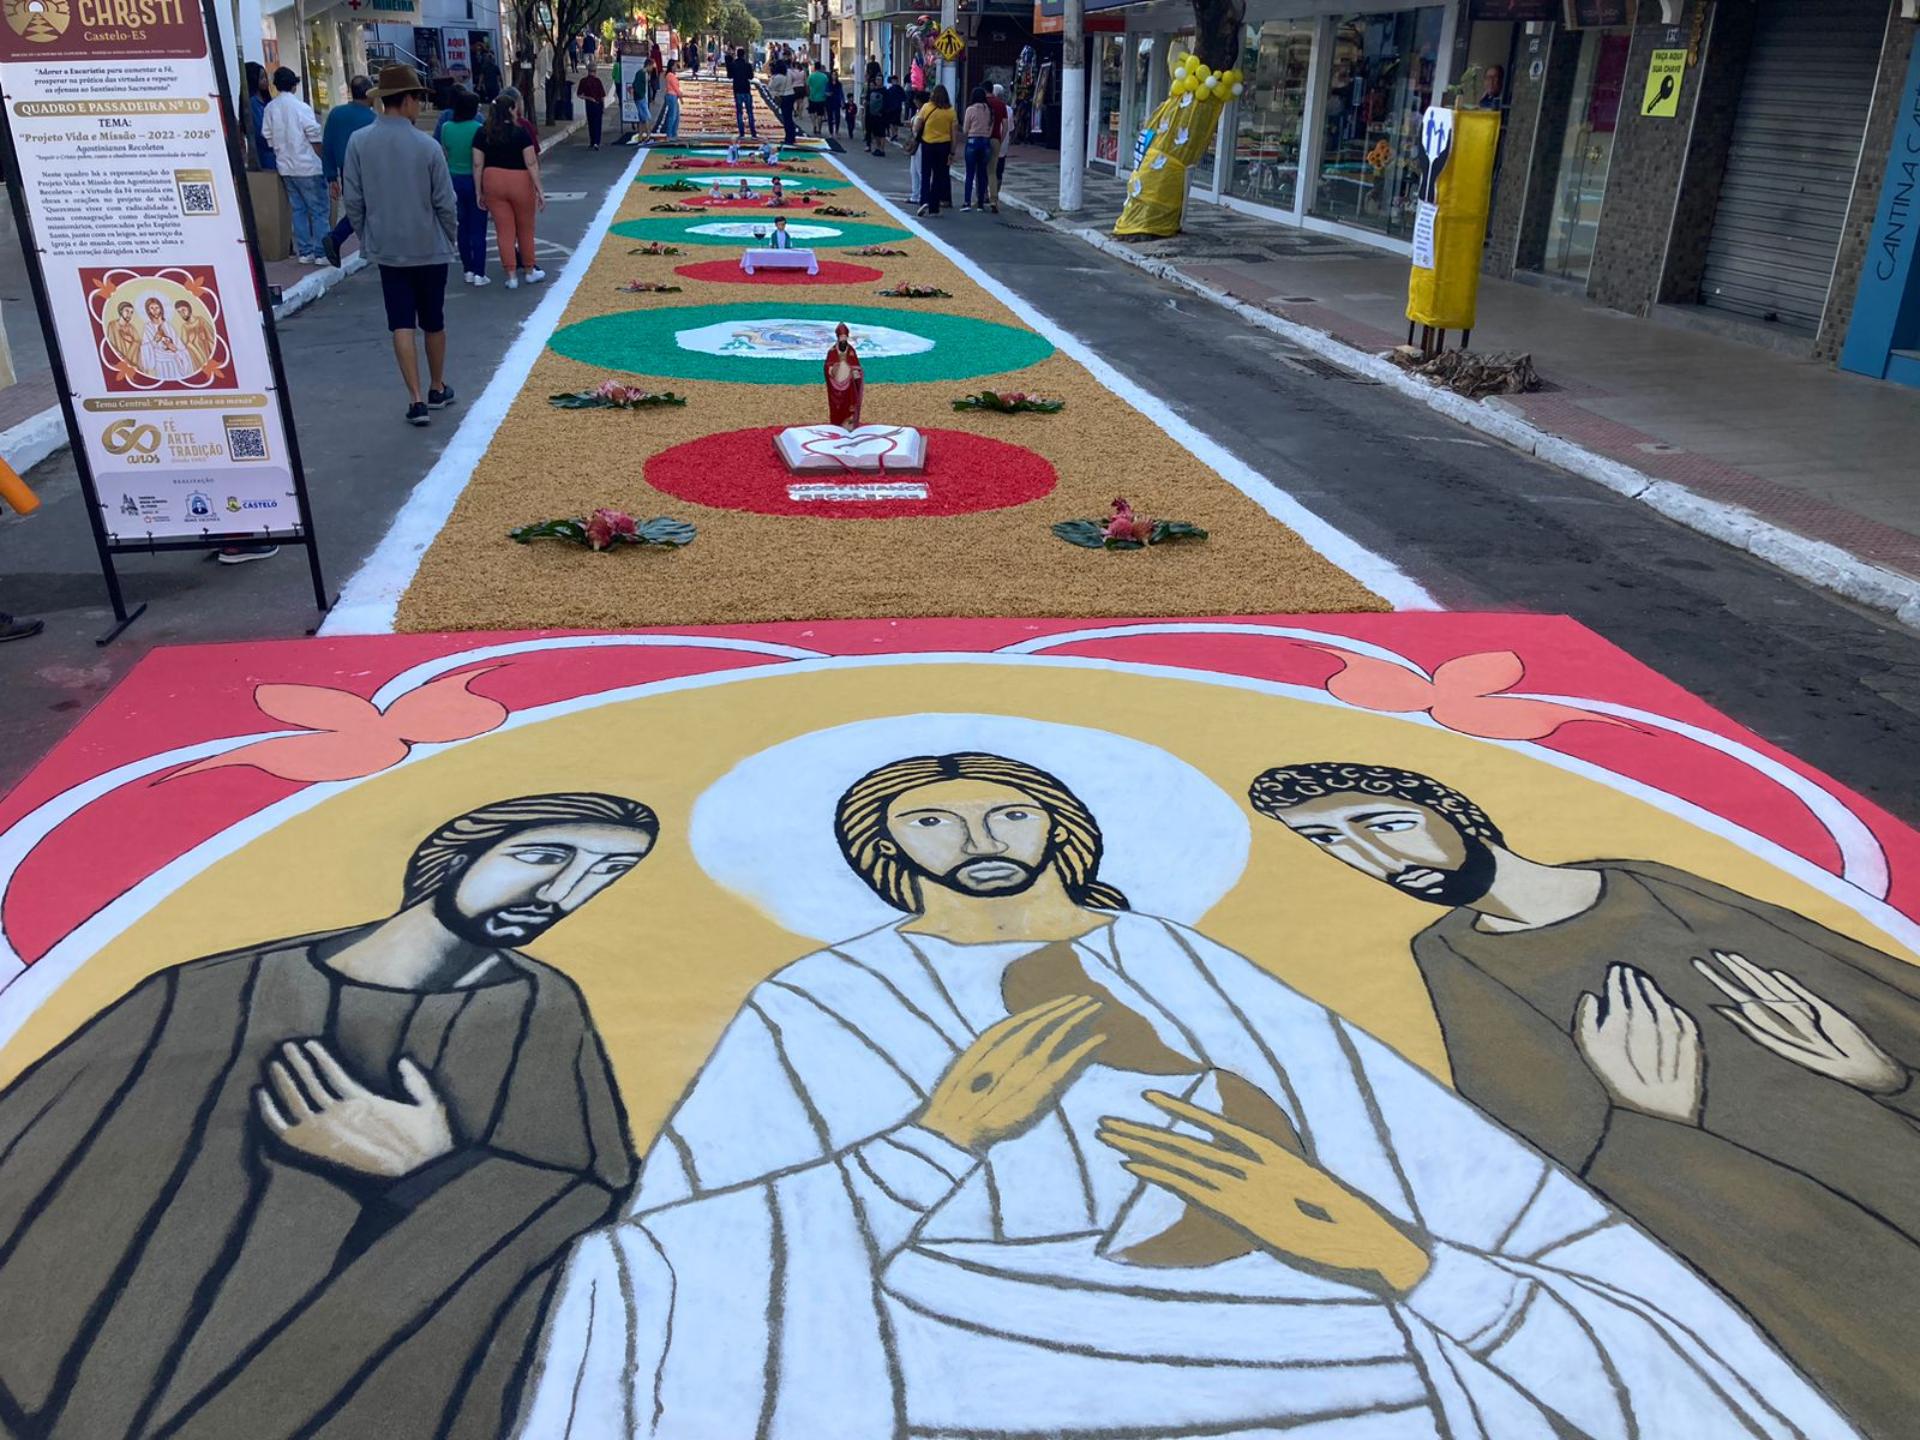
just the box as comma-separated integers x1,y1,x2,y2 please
990,149,1920,616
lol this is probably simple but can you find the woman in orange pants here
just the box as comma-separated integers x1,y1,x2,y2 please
471,96,546,289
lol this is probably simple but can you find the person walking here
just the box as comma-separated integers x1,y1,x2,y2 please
770,61,796,145
472,37,501,101
987,81,1010,213
577,61,606,148
806,61,829,137
319,74,376,266
473,93,545,290
884,74,905,140
960,85,994,211
913,84,954,216
439,88,488,284
659,59,682,137
863,61,887,155
825,67,844,138
728,45,757,136
262,68,326,262
341,65,458,426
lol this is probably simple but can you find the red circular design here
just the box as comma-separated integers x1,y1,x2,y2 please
672,259,887,287
645,425,1057,519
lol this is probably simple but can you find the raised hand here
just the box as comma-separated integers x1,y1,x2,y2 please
1097,1093,1431,1293
256,1040,454,1178
1574,964,1704,1124
918,995,1106,1154
1693,949,1907,1094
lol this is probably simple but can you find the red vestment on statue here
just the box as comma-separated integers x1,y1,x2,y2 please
825,343,863,426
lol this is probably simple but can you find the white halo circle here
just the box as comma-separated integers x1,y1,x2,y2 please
689,713,1251,943
687,220,843,239
674,317,935,359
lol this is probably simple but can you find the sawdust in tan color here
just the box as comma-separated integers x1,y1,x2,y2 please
392,153,1387,631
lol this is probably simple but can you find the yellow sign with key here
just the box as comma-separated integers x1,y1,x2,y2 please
1642,49,1685,117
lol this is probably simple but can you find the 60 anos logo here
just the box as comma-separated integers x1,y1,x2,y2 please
101,419,161,462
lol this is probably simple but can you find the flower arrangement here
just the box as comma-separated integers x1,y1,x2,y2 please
628,241,683,256
850,245,910,257
618,280,683,293
655,178,702,191
952,389,1065,414
1052,497,1207,551
549,380,688,410
651,202,701,212
877,282,951,299
1366,140,1393,174
814,205,869,217
510,508,697,552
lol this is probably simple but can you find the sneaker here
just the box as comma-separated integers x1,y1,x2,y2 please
0,612,44,643
406,402,430,426
427,383,456,409
505,275,519,290
524,267,546,284
463,271,477,285
473,273,490,286
915,203,929,215
323,232,342,267
215,543,280,565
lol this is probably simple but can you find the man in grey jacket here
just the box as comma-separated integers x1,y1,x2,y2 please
343,64,459,426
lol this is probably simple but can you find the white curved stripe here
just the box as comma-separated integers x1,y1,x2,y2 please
0,730,295,985
1515,693,1890,900
998,622,1429,673
369,632,829,708
5,650,1914,1052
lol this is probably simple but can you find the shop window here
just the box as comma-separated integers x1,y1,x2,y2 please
1094,36,1124,167
1230,20,1313,211
1311,9,1445,240
1540,28,1629,284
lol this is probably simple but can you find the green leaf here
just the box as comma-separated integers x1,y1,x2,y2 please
1102,537,1146,550
1149,520,1209,544
510,518,590,543
1051,519,1108,549
548,392,610,409
634,516,697,547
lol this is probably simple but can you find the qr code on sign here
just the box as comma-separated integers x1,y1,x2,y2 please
174,169,219,217
223,415,269,461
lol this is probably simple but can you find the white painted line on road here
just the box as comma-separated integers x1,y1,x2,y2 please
322,144,648,636
824,155,1439,613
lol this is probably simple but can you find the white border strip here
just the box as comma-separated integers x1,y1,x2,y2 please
822,152,1437,612
320,143,650,634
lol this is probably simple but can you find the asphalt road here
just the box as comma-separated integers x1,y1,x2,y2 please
2,136,1916,829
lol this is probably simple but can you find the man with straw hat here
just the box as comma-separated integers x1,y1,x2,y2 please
342,64,460,427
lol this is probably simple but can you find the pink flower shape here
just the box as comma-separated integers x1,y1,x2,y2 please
170,669,507,783
1324,650,1627,741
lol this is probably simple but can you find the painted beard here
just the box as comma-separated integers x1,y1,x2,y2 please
1387,835,1498,908
434,885,564,947
911,851,1048,898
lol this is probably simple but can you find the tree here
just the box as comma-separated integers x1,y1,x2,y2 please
1188,0,1243,68
720,0,762,49
506,0,617,120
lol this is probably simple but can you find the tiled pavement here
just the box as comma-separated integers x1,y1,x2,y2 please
994,149,1920,589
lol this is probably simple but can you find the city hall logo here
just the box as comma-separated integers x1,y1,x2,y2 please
3,0,70,43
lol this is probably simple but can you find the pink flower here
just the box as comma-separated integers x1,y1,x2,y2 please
586,507,637,549
1323,649,1629,741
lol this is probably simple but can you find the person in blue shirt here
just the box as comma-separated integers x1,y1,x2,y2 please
247,62,276,171
321,75,377,266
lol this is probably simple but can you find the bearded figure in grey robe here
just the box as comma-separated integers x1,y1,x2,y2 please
520,754,1855,1440
0,793,653,1440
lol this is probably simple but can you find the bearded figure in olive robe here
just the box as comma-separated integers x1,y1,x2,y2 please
0,791,654,1440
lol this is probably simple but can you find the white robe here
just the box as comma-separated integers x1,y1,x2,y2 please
139,319,191,381
519,913,1856,1440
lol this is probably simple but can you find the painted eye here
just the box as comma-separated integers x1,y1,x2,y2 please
593,858,639,875
508,847,571,865
912,815,944,827
1370,819,1419,834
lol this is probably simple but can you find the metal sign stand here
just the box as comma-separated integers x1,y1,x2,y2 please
0,0,329,645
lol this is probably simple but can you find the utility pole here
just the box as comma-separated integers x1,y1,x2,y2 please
1059,0,1084,212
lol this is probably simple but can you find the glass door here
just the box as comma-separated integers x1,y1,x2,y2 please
1540,28,1629,284
1092,36,1124,169
1229,20,1314,213
1310,9,1444,241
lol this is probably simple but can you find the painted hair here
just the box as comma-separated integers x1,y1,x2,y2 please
835,753,1129,913
400,792,659,908
1247,762,1505,845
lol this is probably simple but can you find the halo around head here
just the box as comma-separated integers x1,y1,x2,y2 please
688,713,1250,942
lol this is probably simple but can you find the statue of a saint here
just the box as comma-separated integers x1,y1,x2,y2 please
824,322,863,427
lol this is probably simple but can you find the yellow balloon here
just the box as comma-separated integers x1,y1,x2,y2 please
1226,69,1243,86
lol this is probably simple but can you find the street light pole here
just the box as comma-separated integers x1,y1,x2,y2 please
1059,0,1084,212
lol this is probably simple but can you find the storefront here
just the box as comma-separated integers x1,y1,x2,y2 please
1839,25,1920,388
1110,0,1457,252
1529,19,1629,286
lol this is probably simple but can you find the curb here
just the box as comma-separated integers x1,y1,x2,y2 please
0,122,586,481
998,186,1920,632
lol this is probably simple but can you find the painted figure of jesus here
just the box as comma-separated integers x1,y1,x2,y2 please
825,321,863,426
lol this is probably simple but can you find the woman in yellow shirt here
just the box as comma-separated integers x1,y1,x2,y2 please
913,84,955,216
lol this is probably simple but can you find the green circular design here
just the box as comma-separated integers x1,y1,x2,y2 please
636,172,850,191
547,302,1055,385
612,215,909,249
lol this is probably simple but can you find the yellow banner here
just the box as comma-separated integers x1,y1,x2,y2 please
1406,108,1499,332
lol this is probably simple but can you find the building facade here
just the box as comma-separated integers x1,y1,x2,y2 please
1051,0,1920,388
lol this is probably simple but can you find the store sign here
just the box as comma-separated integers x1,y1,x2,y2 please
1839,38,1920,382
1641,48,1684,116
0,0,306,542
1563,0,1633,28
1468,0,1560,19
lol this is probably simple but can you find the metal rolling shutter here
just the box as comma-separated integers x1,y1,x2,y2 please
1698,0,1884,332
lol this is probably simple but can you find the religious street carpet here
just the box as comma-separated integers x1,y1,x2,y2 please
388,145,1391,632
